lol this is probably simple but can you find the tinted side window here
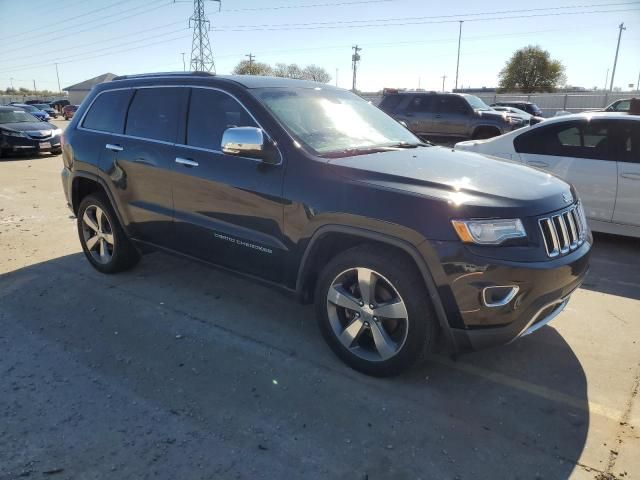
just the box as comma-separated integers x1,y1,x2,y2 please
435,96,468,114
514,120,612,160
614,100,630,112
125,88,184,142
187,89,257,150
609,120,640,163
379,95,403,113
82,89,132,133
407,95,434,113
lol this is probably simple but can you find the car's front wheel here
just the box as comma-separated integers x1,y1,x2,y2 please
77,193,140,273
315,245,437,376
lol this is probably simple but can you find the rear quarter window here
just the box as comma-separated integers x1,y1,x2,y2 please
82,89,133,134
378,95,403,113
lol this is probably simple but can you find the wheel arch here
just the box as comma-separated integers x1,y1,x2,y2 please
71,173,127,229
295,225,458,351
471,124,502,139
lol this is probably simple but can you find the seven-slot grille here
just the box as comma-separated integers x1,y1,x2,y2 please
539,202,587,258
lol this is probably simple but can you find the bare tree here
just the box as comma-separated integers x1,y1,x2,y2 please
302,64,331,83
232,59,273,76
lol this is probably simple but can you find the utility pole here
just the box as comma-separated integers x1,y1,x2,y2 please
418,76,421,90
441,75,447,92
609,22,626,91
54,63,61,93
10,77,14,90
454,20,463,91
189,0,221,73
181,52,186,71
335,68,338,87
604,68,609,91
33,80,36,93
636,70,640,93
351,45,362,92
246,53,255,74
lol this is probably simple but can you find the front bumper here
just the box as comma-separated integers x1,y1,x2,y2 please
427,238,591,352
1,134,61,153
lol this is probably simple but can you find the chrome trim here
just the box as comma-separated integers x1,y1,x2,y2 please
539,202,586,258
516,297,570,339
105,143,123,152
76,84,283,166
175,157,199,167
482,285,520,308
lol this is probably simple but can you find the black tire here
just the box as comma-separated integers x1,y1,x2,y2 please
51,148,62,155
315,244,437,377
77,193,140,273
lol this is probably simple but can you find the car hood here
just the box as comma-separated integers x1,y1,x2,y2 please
328,146,576,218
0,121,57,132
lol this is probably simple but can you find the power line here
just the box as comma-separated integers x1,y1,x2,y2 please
218,0,395,12
0,0,135,42
210,6,640,31
0,0,171,50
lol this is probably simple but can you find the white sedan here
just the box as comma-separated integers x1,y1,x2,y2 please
455,112,640,238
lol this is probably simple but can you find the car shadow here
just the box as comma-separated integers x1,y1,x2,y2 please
0,252,590,479
581,232,640,300
0,151,59,161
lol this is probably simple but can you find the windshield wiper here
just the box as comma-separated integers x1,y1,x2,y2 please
386,141,432,148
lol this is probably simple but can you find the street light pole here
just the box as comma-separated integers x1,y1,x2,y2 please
454,20,463,91
609,22,626,92
54,63,61,93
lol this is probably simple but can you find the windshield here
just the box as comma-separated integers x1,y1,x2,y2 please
253,87,421,156
34,104,50,109
465,95,491,111
0,110,39,123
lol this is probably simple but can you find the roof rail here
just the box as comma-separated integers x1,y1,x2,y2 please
112,71,214,81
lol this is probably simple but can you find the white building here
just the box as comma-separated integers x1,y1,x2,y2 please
63,73,117,105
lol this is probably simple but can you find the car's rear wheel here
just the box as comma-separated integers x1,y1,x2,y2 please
77,193,140,273
315,245,437,376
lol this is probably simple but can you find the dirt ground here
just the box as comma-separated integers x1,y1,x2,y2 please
1,119,638,479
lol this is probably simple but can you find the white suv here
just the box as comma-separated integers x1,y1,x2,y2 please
455,113,640,238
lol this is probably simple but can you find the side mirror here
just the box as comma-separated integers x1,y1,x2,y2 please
398,120,408,128
221,126,279,164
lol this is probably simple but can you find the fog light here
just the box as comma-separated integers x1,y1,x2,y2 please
482,285,519,307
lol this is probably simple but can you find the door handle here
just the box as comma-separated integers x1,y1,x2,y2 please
105,143,123,152
528,160,549,168
175,157,199,167
621,172,640,181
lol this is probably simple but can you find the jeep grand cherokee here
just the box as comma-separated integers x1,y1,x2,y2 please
60,72,591,376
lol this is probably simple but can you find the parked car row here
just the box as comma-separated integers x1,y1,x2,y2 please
0,106,62,158
1,101,79,122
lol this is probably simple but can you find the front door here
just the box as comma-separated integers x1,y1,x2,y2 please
514,119,618,223
432,95,471,139
171,87,286,282
396,94,434,138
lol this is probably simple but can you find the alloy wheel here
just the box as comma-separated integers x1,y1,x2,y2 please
81,205,115,264
326,267,409,362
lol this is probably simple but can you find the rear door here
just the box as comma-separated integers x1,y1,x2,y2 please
514,119,618,222
170,87,286,282
432,95,471,138
612,120,640,226
113,86,187,245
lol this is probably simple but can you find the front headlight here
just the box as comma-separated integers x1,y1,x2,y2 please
451,218,527,245
507,116,523,125
1,129,26,138
53,128,62,136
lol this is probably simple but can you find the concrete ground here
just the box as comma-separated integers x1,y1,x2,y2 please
0,118,638,480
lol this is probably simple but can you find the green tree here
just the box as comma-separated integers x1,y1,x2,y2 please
498,45,566,93
232,59,273,76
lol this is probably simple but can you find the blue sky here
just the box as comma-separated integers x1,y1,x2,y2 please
0,0,638,93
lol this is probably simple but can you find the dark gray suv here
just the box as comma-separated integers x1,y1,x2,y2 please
380,91,524,143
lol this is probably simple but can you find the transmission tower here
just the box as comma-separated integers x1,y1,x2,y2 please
189,0,220,73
